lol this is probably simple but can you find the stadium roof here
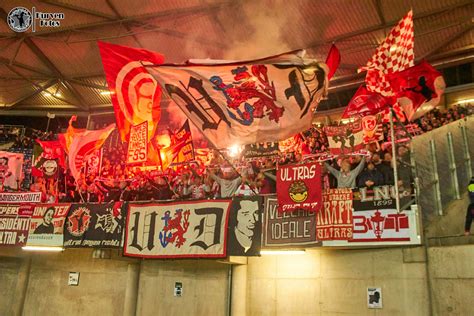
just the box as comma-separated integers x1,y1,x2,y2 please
0,0,472,117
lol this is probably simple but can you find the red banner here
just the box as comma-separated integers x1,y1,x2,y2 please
98,41,164,142
316,189,353,240
276,162,322,214
127,121,148,164
0,204,33,246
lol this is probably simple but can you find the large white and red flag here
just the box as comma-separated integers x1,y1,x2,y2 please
68,124,116,181
387,60,445,121
145,51,328,148
358,10,414,96
98,41,164,142
0,151,24,190
324,120,365,155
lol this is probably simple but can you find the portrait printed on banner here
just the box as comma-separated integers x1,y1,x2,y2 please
227,196,262,256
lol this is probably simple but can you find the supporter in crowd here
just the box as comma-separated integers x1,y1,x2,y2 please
324,156,366,188
358,161,384,188
0,104,471,201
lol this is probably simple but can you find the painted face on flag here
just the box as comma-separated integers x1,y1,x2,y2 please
236,200,259,237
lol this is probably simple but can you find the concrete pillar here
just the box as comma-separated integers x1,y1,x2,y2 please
123,262,141,316
11,256,32,316
231,264,248,316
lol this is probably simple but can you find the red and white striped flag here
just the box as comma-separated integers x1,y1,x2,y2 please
68,124,116,181
358,10,414,96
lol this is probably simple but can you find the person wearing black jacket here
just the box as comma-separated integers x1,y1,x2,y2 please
357,162,384,188
464,177,474,235
372,153,394,185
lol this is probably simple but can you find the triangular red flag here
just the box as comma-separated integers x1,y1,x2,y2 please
325,44,341,80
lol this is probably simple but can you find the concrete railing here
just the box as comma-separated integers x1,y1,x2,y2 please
410,116,473,222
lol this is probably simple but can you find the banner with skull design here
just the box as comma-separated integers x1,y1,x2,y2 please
276,162,323,214
63,202,126,248
98,41,164,142
146,51,328,148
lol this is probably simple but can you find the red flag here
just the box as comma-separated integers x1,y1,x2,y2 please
58,116,85,154
325,44,341,80
160,120,195,170
342,86,395,118
386,61,445,121
358,10,414,96
277,162,322,214
98,41,164,142
35,140,66,169
68,124,116,181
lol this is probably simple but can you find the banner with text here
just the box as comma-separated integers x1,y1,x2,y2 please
26,204,71,247
324,120,364,155
263,197,318,247
63,202,126,248
353,186,412,211
124,200,231,258
227,196,263,256
0,204,32,246
277,162,322,214
242,142,280,159
0,192,42,204
127,121,148,164
316,189,353,241
323,208,421,247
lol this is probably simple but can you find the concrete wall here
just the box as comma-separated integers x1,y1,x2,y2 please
136,260,229,316
1,245,474,315
428,245,474,316
245,247,430,316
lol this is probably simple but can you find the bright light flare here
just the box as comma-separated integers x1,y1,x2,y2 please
228,144,240,157
100,90,114,95
22,246,64,252
260,250,306,255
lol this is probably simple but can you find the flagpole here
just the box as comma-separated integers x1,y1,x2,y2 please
389,108,401,213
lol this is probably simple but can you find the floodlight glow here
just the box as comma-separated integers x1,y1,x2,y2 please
228,144,240,157
457,98,474,104
22,246,64,252
100,90,113,95
260,250,306,255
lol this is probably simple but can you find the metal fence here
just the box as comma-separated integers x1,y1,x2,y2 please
410,116,473,222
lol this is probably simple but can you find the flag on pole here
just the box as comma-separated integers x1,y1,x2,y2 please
98,41,165,142
387,60,445,121
58,116,85,154
160,120,195,170
325,44,341,80
358,10,414,96
68,124,116,181
146,51,328,148
342,85,395,118
32,140,66,178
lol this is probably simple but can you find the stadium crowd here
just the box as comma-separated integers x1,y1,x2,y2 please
0,104,471,203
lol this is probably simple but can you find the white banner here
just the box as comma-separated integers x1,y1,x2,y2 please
0,151,24,190
146,53,328,148
127,121,148,164
322,208,420,247
0,192,42,204
26,204,71,247
124,200,231,258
